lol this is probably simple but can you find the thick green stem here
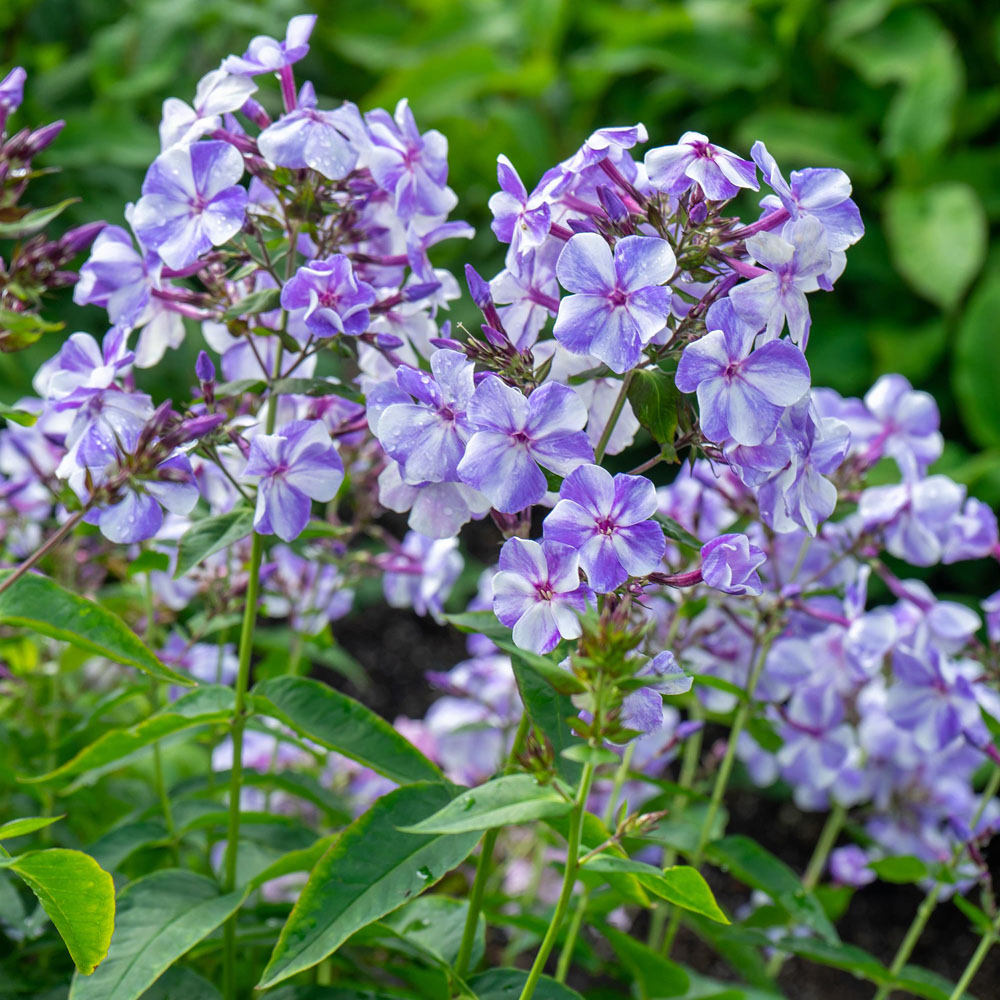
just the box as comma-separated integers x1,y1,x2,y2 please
765,801,847,977
873,763,1000,1000
455,713,532,979
594,371,634,463
518,761,596,1000
948,911,1000,1000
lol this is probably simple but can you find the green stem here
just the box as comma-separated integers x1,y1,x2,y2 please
765,801,846,977
873,764,1000,1000
518,760,596,1000
594,371,634,463
455,713,532,979
948,910,1000,1000
663,627,778,956
144,574,176,850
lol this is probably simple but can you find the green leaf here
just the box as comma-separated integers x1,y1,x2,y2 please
221,286,281,320
380,895,484,970
705,835,838,943
654,514,703,553
954,272,1000,447
896,963,979,1000
174,506,254,578
444,610,513,642
257,782,481,988
69,869,246,1000
25,686,235,786
0,571,190,686
0,849,114,975
884,183,987,310
137,966,221,1000
247,835,338,892
600,924,690,998
126,550,171,578
767,936,886,981
581,857,728,923
468,969,583,1000
494,639,587,695
0,198,78,238
89,820,168,873
252,676,442,786
628,367,680,445
399,774,572,834
0,402,39,426
0,815,63,840
868,855,929,884
271,377,364,403
952,893,993,935
636,801,728,855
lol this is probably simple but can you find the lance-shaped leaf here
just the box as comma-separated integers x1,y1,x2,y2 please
399,774,572,835
0,815,63,840
174,506,254,578
0,197,78,238
69,869,247,1000
25,686,235,787
0,849,114,975
0,571,190,685
468,969,583,1000
581,856,728,923
252,676,441,786
257,782,480,989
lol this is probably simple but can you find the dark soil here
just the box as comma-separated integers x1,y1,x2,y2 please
324,604,1000,999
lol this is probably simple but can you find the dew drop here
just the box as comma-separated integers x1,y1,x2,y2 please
416,865,433,881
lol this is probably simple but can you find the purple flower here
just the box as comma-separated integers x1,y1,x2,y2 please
241,420,345,542
553,233,675,373
73,225,158,328
280,256,376,339
365,99,454,221
490,245,561,350
160,68,257,149
943,498,998,564
543,464,665,592
85,452,199,544
700,533,766,596
983,591,1000,644
729,216,831,346
862,374,943,479
457,376,593,513
373,349,476,484
489,154,551,259
829,845,875,887
35,328,134,404
221,15,317,74
377,464,491,539
492,538,594,654
382,533,462,622
621,651,693,735
257,84,358,180
55,389,154,477
644,132,758,201
131,140,248,270
752,141,864,252
0,67,26,132
675,298,810,446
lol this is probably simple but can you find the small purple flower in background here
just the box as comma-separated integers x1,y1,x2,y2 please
621,651,693,736
257,84,359,181
701,533,766,596
366,99,455,221
159,68,257,150
73,225,157,329
829,845,875,888
543,464,665,592
553,233,675,373
131,140,248,270
161,632,238,688
862,374,943,479
492,538,594,654
220,14,317,74
457,376,593,513
280,256,376,339
644,131,758,201
374,349,476,485
241,419,344,542
382,532,463,622
674,298,810,446
0,66,26,132
729,216,831,346
751,141,864,252
489,154,551,260
34,328,134,403
983,591,1000,645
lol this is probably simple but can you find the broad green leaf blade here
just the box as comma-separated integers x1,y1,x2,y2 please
654,514,703,553
468,968,583,1000
443,610,512,642
627,366,680,445
884,183,986,310
89,820,167,873
0,849,114,975
271,377,364,403
399,774,572,834
26,686,235,785
222,286,281,320
69,869,247,1000
174,506,254,578
138,966,222,1000
0,815,63,839
257,782,480,989
0,571,190,685
896,964,978,1000
600,924,689,998
380,895,485,970
868,855,929,884
581,856,728,923
0,197,79,238
954,272,1000,448
706,835,837,943
252,676,441,785
247,835,338,892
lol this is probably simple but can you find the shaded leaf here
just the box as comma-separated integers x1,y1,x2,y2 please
175,506,254,579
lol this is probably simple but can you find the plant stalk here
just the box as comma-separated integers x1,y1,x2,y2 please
948,910,1000,1000
594,371,634,463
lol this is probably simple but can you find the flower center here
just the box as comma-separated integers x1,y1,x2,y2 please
535,582,554,601
596,517,615,536
609,287,627,307
511,430,531,445
318,289,340,308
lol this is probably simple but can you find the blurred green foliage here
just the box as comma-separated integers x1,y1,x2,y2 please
2,0,999,501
